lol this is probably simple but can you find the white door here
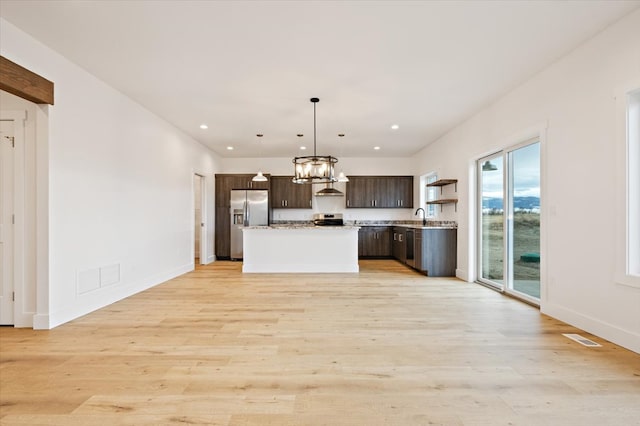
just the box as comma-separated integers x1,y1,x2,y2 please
194,174,205,264
0,120,14,324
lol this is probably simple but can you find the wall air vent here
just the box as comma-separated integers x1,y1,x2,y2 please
562,333,602,347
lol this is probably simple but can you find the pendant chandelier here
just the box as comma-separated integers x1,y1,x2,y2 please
252,134,268,182
292,97,338,184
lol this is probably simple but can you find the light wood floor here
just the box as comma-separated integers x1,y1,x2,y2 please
1,260,639,425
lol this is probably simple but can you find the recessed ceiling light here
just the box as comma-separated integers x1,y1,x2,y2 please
200,124,208,129
390,124,399,130
374,146,381,150
300,146,306,150
227,146,234,150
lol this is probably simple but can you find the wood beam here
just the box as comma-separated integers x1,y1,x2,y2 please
0,55,54,105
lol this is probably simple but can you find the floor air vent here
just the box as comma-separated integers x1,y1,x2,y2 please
562,333,602,347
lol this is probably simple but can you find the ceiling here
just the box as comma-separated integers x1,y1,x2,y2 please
1,1,638,158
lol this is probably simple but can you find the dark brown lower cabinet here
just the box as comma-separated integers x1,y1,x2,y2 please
415,228,457,276
392,227,457,276
392,227,406,263
215,207,230,259
358,226,392,258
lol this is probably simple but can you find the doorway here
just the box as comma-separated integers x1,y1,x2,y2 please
477,139,541,303
194,174,205,265
0,120,15,324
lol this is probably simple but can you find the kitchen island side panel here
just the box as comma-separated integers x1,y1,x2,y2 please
242,227,359,273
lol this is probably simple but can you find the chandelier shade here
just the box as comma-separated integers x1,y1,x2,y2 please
252,171,268,182
292,98,339,184
337,171,349,182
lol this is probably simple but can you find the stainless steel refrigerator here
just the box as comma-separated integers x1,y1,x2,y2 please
230,189,269,260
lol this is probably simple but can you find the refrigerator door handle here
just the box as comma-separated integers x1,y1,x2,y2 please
244,200,249,226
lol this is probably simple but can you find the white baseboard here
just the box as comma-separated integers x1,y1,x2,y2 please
455,268,470,282
33,314,50,330
542,302,640,354
12,311,34,328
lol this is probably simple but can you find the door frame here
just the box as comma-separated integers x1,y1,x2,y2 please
1,119,15,324
476,150,505,291
192,172,207,266
0,110,26,326
504,137,541,305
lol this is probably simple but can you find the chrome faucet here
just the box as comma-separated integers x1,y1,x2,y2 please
415,208,426,226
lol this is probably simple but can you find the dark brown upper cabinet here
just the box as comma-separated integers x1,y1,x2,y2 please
270,176,313,209
346,176,413,208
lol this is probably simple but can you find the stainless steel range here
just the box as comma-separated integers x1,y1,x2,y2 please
313,213,344,226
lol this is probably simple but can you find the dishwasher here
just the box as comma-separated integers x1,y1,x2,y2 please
405,228,415,268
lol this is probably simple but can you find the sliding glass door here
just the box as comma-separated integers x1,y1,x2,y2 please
478,139,540,303
478,154,504,288
508,142,540,299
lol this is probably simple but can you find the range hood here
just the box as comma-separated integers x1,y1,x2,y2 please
315,184,344,197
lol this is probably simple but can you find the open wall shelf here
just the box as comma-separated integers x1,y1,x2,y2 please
426,179,458,211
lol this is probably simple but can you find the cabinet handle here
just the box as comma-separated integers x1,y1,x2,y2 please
347,200,350,207
309,199,312,207
285,200,288,207
393,233,397,241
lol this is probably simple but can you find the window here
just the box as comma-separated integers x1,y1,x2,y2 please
426,173,438,217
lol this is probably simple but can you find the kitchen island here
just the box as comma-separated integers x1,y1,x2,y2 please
242,225,360,273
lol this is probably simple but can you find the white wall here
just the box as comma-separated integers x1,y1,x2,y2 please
414,9,640,353
221,156,420,222
0,19,222,329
